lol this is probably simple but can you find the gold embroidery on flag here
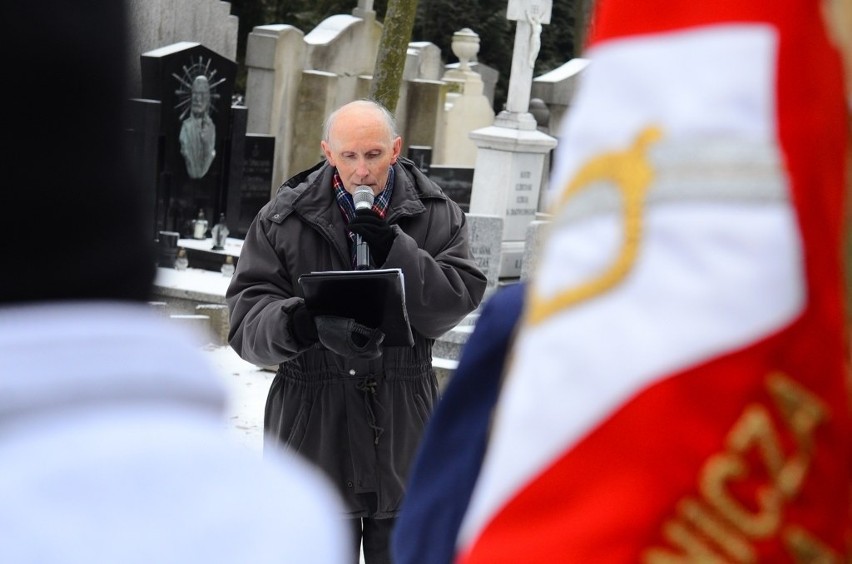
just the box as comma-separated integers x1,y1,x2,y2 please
677,497,756,562
700,407,784,539
650,518,729,563
765,372,828,497
643,372,836,562
527,127,662,326
782,525,842,563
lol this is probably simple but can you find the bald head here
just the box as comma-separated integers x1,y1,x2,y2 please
323,100,398,147
320,100,402,196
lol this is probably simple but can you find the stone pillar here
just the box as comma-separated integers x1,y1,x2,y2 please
433,29,495,167
466,214,504,295
403,79,447,154
196,303,230,345
290,70,339,174
244,24,306,192
245,25,305,135
520,217,551,280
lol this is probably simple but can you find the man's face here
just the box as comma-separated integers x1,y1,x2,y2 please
321,105,402,196
191,76,211,117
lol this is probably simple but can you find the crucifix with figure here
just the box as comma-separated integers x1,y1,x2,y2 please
468,0,557,279
499,0,553,129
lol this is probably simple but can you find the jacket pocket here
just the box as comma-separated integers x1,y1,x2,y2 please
412,392,431,427
284,399,313,451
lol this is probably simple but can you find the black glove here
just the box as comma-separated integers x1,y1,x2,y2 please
348,209,395,266
315,316,385,359
288,302,319,348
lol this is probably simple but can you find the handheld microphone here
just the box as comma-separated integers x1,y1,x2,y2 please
353,186,374,270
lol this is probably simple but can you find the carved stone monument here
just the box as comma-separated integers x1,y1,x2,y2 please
433,29,495,167
179,75,217,179
468,0,558,278
140,42,237,238
232,134,276,237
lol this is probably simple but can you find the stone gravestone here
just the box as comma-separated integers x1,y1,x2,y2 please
466,214,504,293
431,213,502,388
140,42,236,238
156,230,181,268
520,217,551,280
230,134,275,238
407,145,432,175
434,29,495,168
223,104,248,239
410,144,474,212
429,165,474,213
125,98,161,240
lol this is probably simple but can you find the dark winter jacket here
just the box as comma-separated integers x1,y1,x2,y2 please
226,157,487,518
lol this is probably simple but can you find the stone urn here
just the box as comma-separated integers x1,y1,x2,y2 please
451,28,480,72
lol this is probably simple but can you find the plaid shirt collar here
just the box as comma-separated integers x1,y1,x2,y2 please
334,167,396,268
333,166,395,223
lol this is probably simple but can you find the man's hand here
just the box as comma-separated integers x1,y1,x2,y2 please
288,302,319,348
348,209,395,266
315,316,385,359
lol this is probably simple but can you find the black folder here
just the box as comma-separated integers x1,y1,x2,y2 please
298,268,414,347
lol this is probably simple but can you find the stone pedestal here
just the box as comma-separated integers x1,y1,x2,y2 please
196,304,230,345
468,126,556,278
520,217,552,279
466,214,504,294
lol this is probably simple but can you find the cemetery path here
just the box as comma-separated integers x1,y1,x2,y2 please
203,344,270,454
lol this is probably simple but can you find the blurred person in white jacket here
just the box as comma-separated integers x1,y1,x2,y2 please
0,3,348,563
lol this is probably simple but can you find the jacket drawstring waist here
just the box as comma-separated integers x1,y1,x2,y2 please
356,374,384,445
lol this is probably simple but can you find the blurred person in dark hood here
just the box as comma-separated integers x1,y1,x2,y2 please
0,4,347,562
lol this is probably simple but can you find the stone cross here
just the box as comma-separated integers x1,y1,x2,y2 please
500,0,553,130
467,0,557,279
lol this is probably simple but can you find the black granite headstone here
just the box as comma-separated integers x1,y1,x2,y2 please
407,145,432,175
428,165,474,212
224,105,248,236
156,230,180,267
140,43,237,239
125,98,162,240
232,134,276,237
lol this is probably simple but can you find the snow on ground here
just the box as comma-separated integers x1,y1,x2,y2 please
201,344,273,454
203,345,369,563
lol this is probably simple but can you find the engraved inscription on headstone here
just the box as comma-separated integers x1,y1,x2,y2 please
236,134,275,236
466,214,503,290
502,153,542,240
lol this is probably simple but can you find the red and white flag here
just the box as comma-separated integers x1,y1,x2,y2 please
456,0,851,561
